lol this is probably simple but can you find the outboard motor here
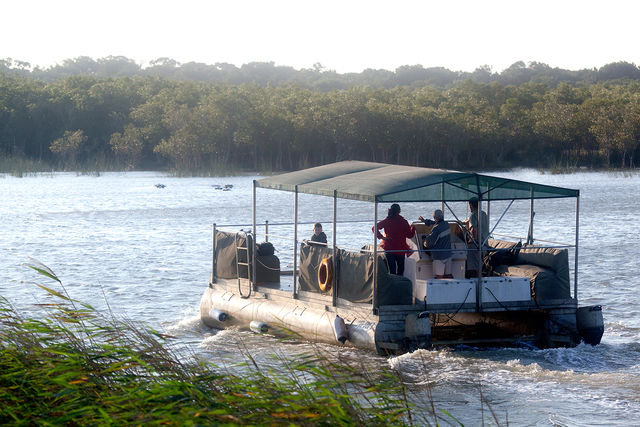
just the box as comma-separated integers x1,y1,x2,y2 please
577,305,604,345
333,315,348,344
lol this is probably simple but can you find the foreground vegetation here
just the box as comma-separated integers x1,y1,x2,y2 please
3,59,639,174
2,263,482,425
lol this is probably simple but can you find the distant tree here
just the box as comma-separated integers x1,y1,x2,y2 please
589,99,640,167
50,129,87,167
96,56,141,77
598,61,640,81
109,124,144,169
469,65,494,83
499,61,535,86
52,56,99,77
145,58,180,78
395,65,429,86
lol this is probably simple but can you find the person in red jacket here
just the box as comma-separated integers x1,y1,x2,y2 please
374,203,415,275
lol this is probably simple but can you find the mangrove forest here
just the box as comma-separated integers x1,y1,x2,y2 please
1,57,640,173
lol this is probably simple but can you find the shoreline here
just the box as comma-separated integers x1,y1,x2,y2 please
2,165,639,178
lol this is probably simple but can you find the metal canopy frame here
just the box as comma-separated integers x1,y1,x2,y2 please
249,161,581,314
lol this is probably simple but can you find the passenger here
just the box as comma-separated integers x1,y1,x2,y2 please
308,222,327,246
461,197,489,277
419,209,452,279
374,203,415,275
462,197,489,245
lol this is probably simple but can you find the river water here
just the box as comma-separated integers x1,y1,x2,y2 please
1,170,639,425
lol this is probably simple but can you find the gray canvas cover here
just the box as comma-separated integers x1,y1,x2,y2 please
214,230,250,279
517,246,570,289
299,243,412,305
214,230,279,282
488,238,521,250
256,161,579,203
489,239,571,302
299,243,334,294
214,230,280,283
336,249,375,303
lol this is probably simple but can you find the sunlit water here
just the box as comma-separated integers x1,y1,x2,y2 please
1,169,639,424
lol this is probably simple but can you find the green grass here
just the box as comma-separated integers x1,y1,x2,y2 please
0,263,421,426
1,262,509,425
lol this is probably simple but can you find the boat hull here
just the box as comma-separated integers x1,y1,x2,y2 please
200,280,601,353
200,282,380,351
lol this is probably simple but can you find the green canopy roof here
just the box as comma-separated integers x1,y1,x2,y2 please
256,161,579,203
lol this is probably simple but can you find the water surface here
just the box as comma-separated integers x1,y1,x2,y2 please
1,170,638,424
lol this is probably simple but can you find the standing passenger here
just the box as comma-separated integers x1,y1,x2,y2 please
461,197,489,277
374,203,415,275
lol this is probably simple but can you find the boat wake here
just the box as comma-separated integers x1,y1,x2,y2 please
165,312,201,334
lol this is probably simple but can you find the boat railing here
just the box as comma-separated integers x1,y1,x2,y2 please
213,219,371,228
213,222,576,256
212,220,579,307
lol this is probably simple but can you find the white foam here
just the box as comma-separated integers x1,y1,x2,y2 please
164,306,201,333
200,328,239,347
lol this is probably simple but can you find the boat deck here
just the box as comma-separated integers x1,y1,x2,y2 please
215,271,577,315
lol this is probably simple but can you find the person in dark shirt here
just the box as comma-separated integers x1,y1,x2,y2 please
419,209,452,278
309,222,327,246
374,204,415,275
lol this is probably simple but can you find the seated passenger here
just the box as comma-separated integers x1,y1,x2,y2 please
308,222,327,246
419,209,453,279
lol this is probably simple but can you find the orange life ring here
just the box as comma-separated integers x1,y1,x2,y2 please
318,257,333,292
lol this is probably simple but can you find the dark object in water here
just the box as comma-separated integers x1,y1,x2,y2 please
155,184,166,188
577,305,604,345
213,184,233,190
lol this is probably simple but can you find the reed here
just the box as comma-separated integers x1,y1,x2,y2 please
1,262,507,425
0,156,52,176
0,263,415,425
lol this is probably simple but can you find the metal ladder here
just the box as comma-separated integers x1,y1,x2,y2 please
235,231,252,298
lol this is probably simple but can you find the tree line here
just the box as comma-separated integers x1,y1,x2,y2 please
1,68,639,173
4,56,640,90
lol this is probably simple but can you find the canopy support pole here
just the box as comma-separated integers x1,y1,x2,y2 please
372,201,378,314
252,181,257,289
574,196,579,302
486,200,514,244
443,201,463,224
211,223,217,284
527,188,535,245
293,185,299,298
332,190,338,307
486,182,491,227
476,178,483,312
265,220,269,242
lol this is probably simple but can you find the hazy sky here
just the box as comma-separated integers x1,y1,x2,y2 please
4,0,638,73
